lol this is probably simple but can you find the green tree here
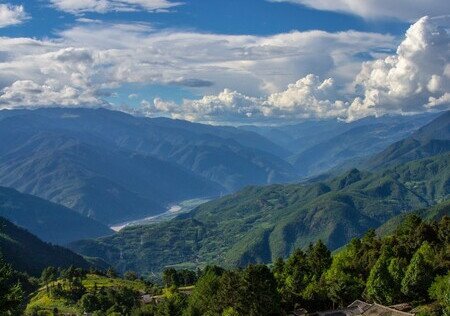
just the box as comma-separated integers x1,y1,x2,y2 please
0,257,24,315
80,293,100,313
324,243,365,308
106,267,118,278
185,270,221,315
282,248,311,305
401,242,435,300
429,272,450,315
365,252,396,305
306,240,332,280
216,270,245,314
163,268,181,288
124,271,139,281
222,307,239,316
241,264,281,316
41,266,58,293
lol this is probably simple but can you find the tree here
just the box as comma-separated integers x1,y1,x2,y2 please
401,242,435,300
163,268,181,287
429,272,450,315
365,253,396,305
306,240,332,280
106,267,118,278
41,266,58,293
324,245,365,308
272,257,285,285
124,271,139,281
241,265,281,316
282,248,311,304
185,270,221,315
80,293,100,313
216,270,245,314
222,307,239,316
0,257,24,314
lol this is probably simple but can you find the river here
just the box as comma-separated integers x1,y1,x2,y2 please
110,197,211,232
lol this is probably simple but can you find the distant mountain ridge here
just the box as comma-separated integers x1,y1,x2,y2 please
0,108,294,224
0,186,112,244
368,110,450,169
243,113,439,177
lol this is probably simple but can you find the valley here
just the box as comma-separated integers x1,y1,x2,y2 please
0,4,449,315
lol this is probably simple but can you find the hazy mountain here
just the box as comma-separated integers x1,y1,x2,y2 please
368,110,450,169
0,108,294,224
0,216,91,276
243,113,438,177
69,154,449,274
0,186,112,244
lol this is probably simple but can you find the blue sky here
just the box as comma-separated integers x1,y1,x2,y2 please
0,0,448,124
1,0,409,38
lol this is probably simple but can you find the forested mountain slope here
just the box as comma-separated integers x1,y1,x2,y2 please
0,186,112,244
368,110,450,169
0,216,91,276
70,154,449,274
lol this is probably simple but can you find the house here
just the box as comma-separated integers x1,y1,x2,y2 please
296,300,415,316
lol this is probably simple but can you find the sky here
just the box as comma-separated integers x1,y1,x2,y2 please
0,0,449,125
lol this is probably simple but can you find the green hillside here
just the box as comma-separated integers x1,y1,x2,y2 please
0,216,91,276
376,199,450,236
70,154,450,274
368,110,450,169
0,186,112,245
25,272,149,315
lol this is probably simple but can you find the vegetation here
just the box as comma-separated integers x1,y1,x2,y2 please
0,216,92,276
26,268,151,315
1,212,448,315
368,110,450,169
71,154,450,274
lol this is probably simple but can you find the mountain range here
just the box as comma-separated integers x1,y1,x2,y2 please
0,108,440,227
242,113,438,177
0,108,293,224
0,108,447,274
66,110,450,274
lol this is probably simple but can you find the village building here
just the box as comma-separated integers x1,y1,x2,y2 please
290,300,415,316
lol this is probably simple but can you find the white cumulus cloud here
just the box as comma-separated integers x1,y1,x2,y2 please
141,16,450,123
270,0,450,21
0,4,28,28
347,16,450,120
141,74,348,124
0,16,448,124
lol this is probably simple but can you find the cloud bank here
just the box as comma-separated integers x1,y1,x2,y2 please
0,16,448,124
142,17,449,123
271,0,450,21
0,4,28,28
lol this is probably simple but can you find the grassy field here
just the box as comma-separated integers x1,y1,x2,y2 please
25,274,148,315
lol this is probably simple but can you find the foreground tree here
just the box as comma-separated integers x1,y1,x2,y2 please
401,242,435,300
365,252,396,304
428,272,450,315
241,264,281,316
0,258,24,315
